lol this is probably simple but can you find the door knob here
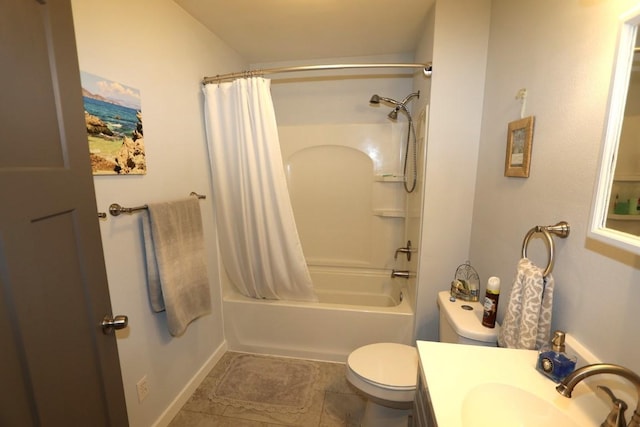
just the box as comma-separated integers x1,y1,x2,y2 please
101,314,128,334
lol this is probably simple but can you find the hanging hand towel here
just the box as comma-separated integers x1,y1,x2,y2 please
497,258,554,350
142,198,211,336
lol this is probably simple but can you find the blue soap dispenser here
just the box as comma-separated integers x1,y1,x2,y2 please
536,330,577,382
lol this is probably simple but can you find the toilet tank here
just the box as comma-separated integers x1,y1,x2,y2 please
437,291,498,346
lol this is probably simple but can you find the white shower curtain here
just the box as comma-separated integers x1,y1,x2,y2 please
203,77,317,302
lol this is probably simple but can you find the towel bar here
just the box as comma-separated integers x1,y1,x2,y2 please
521,221,570,277
109,192,206,216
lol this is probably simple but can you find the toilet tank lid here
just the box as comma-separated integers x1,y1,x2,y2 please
437,291,499,343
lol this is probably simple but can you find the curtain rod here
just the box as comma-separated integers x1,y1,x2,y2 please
202,62,433,85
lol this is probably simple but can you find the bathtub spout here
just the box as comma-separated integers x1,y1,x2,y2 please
391,269,413,279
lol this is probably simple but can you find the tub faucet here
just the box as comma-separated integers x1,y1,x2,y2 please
394,240,415,262
556,363,640,427
391,269,413,279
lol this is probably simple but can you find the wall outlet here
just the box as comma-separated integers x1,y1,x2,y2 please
136,376,149,402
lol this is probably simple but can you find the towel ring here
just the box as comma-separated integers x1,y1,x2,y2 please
521,221,570,277
521,227,555,277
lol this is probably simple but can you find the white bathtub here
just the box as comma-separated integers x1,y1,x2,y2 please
222,267,415,362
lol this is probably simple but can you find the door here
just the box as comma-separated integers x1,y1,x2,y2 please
0,0,128,425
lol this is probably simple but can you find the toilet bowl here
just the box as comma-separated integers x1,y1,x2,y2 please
346,343,417,406
346,343,417,427
345,290,499,427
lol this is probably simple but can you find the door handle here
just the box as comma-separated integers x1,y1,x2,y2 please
101,314,128,334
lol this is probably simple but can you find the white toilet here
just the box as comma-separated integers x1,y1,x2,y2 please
345,290,499,427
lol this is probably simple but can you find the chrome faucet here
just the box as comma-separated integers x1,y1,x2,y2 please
394,240,415,262
391,269,413,279
556,363,640,427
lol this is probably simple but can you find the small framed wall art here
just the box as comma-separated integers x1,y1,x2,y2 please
80,71,146,175
504,116,535,178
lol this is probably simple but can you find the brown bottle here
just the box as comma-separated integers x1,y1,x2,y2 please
481,276,500,328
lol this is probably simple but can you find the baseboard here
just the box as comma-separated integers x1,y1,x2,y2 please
151,340,228,427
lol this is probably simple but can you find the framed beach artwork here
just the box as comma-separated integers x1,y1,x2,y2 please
504,116,535,178
80,71,146,175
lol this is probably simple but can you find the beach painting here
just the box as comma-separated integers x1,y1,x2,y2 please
80,71,145,175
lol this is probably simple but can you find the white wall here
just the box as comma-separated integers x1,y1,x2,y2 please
413,0,492,341
71,1,246,425
405,3,435,311
471,0,640,373
255,53,416,126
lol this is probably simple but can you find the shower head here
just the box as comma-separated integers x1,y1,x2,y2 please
369,94,401,107
369,91,419,109
368,91,421,194
370,91,420,122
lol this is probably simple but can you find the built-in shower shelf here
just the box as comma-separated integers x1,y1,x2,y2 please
374,174,405,182
373,209,405,218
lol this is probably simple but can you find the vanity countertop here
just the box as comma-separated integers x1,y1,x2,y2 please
416,340,608,426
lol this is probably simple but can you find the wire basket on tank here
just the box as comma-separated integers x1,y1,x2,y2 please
450,261,480,302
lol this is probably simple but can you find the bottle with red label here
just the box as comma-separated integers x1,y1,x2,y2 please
481,276,500,328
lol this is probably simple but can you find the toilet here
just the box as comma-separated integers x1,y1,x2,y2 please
436,290,501,347
345,290,499,427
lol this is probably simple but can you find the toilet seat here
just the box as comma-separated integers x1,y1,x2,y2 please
346,343,417,404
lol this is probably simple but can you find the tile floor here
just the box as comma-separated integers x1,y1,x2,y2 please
168,352,367,426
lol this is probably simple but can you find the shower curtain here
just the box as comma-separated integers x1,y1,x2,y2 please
203,77,317,302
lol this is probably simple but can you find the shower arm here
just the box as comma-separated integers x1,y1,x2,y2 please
400,92,420,105
375,96,400,106
375,92,420,109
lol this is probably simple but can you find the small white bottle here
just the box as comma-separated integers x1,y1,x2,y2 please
481,276,500,328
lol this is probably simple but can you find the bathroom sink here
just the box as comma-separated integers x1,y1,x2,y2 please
461,383,580,427
416,341,608,426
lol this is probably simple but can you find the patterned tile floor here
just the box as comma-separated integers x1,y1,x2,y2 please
168,352,366,426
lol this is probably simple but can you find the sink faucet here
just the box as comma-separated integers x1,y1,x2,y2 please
598,385,628,427
556,363,640,427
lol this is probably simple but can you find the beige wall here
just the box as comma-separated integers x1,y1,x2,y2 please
71,1,246,425
413,0,492,341
471,0,640,372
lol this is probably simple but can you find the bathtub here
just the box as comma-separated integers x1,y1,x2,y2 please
222,267,415,362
